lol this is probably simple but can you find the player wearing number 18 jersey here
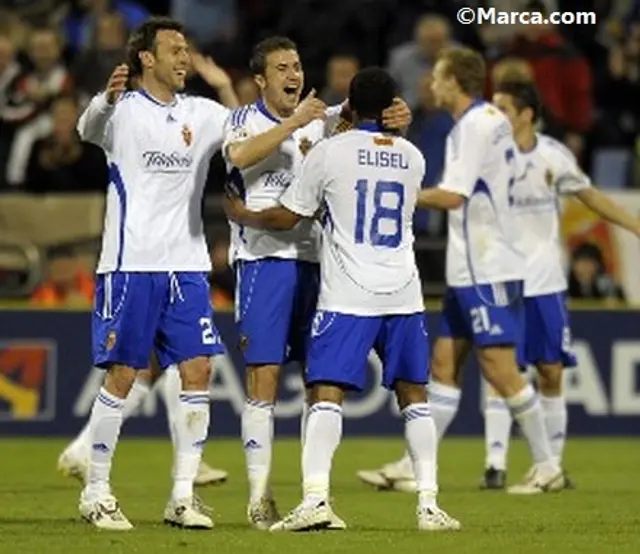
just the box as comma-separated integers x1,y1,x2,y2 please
225,67,460,532
357,47,565,495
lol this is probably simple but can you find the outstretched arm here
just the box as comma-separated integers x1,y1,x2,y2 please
416,188,465,210
191,53,239,109
574,188,640,237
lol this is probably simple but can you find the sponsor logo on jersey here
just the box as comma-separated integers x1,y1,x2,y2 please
0,341,56,421
142,151,194,172
263,170,293,189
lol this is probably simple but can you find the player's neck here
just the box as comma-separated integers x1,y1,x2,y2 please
261,96,291,119
139,76,176,105
517,129,537,152
451,95,476,120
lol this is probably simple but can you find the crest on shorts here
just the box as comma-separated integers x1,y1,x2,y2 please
106,331,117,351
181,124,193,147
299,137,313,156
238,334,249,352
545,168,554,187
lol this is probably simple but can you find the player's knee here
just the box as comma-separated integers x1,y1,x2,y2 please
394,381,426,410
431,350,456,386
478,345,525,397
246,364,280,403
179,356,211,391
136,368,153,386
308,383,344,406
103,364,137,398
537,363,563,396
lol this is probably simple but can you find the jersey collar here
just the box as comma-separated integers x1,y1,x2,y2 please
256,98,281,123
458,97,484,120
355,121,384,133
138,88,178,108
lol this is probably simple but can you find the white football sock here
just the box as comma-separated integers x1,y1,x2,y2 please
403,403,438,509
506,384,557,470
428,381,461,440
483,395,512,471
242,399,274,504
161,365,181,447
541,395,567,465
85,388,124,500
300,400,309,449
171,390,210,501
302,402,342,505
121,378,151,420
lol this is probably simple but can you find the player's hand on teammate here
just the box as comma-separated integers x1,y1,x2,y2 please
222,187,249,223
106,64,129,105
382,98,412,132
191,52,232,90
290,89,327,128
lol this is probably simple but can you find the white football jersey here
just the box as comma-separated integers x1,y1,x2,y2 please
78,90,229,273
440,100,524,287
280,125,425,316
511,133,591,296
223,99,343,264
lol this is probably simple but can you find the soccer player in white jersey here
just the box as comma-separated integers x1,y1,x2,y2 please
357,46,565,494
57,52,237,494
225,67,460,532
478,80,640,492
75,18,234,530
222,36,410,530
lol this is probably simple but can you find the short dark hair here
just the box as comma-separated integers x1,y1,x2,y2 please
494,80,541,122
524,0,549,16
126,17,185,77
349,67,397,121
437,46,485,97
249,36,297,75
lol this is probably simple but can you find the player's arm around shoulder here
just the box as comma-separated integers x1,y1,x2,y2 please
224,139,329,230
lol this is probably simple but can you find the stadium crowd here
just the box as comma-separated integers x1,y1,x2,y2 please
1,0,638,306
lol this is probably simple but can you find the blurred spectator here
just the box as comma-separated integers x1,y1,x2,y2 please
594,22,640,148
30,246,94,308
407,71,453,235
209,240,233,309
63,0,149,53
24,94,108,193
567,242,626,304
73,11,127,98
494,0,593,159
388,14,452,109
1,0,67,28
320,53,359,105
234,73,259,105
490,57,534,85
4,26,74,186
171,0,238,51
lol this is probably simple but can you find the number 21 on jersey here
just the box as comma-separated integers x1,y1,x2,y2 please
354,179,404,248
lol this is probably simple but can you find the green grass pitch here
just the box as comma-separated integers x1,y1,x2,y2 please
1,437,639,554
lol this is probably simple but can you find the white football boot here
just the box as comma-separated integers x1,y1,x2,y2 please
79,491,133,531
194,461,228,487
357,458,417,493
507,464,566,495
417,505,462,531
57,444,88,484
269,500,332,532
163,497,214,529
247,496,280,530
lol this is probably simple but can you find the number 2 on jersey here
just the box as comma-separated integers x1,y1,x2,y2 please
354,179,404,247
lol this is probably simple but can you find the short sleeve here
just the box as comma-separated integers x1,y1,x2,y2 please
439,119,488,197
323,103,345,137
279,142,328,217
552,140,592,194
194,97,230,152
222,105,256,160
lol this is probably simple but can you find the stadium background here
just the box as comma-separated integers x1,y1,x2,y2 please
0,2,639,552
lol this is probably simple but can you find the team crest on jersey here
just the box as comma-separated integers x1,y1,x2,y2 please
181,124,193,147
545,168,554,187
299,137,313,156
105,331,117,351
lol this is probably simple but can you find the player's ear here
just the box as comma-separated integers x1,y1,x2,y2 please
139,50,154,70
254,74,266,91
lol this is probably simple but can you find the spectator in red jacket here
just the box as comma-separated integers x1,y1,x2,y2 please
491,0,593,160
